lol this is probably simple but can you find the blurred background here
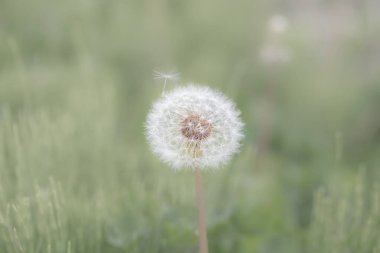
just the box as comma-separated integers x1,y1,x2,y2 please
1,0,380,252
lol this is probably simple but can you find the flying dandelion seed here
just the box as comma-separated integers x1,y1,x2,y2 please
145,85,244,170
153,70,180,94
153,70,180,81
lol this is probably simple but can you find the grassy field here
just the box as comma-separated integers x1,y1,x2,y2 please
1,0,380,252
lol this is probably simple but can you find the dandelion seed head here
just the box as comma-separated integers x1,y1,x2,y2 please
181,114,213,141
269,15,289,34
145,85,244,170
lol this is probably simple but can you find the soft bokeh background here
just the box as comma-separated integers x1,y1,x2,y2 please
1,0,380,252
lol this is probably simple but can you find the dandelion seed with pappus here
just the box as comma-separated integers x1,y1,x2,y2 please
153,70,180,81
153,70,180,94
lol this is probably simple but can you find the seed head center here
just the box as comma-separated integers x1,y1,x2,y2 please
181,114,212,141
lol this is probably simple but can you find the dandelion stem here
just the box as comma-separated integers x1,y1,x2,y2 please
255,71,277,169
195,166,209,253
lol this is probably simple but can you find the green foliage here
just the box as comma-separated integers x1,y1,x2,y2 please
308,172,380,253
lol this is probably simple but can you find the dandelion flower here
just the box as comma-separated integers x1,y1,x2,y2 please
145,85,244,170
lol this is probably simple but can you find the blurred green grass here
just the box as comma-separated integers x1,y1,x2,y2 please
1,0,380,252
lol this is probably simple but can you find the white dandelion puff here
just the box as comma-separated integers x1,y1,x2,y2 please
145,84,244,170
268,15,289,34
260,15,292,64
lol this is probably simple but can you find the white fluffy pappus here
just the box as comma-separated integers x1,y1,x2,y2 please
145,85,244,170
